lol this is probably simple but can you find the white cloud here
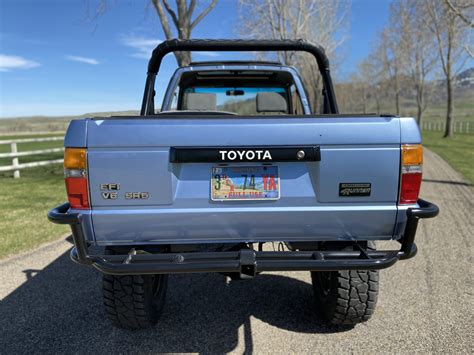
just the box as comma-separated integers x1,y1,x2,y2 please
0,54,40,72
65,55,100,65
120,35,161,59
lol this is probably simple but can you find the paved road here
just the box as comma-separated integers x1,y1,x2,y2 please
1,149,472,354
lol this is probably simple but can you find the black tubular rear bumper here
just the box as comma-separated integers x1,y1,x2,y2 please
48,199,438,276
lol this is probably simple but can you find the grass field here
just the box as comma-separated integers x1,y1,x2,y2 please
0,133,68,259
422,131,474,184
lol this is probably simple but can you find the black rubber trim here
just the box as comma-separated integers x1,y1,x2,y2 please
103,113,387,120
47,202,80,224
48,203,92,265
169,146,321,163
189,60,282,66
48,199,438,275
407,198,439,218
399,198,439,257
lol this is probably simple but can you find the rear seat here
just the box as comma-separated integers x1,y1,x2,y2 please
256,92,288,114
182,93,217,111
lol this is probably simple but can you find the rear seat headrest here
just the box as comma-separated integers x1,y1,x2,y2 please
256,92,288,113
183,93,217,111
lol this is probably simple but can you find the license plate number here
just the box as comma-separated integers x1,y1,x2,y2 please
211,166,280,201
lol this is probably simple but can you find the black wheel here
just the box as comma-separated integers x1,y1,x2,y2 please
102,248,168,330
311,242,379,325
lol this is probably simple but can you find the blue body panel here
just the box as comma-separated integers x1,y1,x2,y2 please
91,205,397,245
64,119,87,147
86,116,401,147
400,116,422,143
63,114,422,246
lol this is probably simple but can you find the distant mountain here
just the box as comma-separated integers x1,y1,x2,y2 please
0,110,140,134
456,67,474,80
0,110,140,121
456,67,474,87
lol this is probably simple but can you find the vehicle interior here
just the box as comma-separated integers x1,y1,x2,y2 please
165,68,306,115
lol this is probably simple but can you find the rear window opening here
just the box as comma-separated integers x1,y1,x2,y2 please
183,86,288,115
164,69,305,115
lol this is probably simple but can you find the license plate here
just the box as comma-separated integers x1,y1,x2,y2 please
211,166,280,201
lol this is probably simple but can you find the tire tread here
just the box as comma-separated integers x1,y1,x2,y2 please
311,242,379,325
103,274,158,330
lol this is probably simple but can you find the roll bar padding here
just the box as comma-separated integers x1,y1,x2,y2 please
147,39,330,74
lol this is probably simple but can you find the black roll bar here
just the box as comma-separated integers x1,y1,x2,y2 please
140,39,339,115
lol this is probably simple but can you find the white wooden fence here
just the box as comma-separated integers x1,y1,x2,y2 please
420,120,472,134
0,137,64,178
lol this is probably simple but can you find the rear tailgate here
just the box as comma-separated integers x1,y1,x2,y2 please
85,116,401,245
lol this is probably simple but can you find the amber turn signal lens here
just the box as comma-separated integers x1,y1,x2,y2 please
64,148,87,169
401,144,423,165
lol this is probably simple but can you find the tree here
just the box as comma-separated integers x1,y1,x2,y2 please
444,0,474,58
151,0,218,66
91,0,218,66
358,54,384,114
379,28,403,116
361,25,404,116
238,0,350,112
444,0,474,28
394,0,436,124
423,0,473,138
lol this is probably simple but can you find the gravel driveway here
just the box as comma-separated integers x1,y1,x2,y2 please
1,149,472,354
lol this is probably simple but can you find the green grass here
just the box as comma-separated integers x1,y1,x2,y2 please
0,134,68,259
422,131,474,184
0,164,68,259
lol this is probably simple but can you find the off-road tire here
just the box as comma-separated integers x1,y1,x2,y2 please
311,243,379,325
102,248,168,330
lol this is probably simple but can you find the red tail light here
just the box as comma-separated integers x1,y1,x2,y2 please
399,145,423,205
65,177,89,209
399,167,422,204
64,148,89,209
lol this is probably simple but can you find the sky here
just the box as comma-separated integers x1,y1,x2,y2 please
0,0,390,118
